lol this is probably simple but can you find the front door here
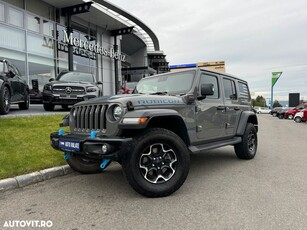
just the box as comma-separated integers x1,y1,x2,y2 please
196,73,226,141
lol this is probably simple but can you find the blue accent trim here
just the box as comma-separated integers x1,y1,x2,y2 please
90,131,97,139
58,128,64,136
100,159,111,169
64,152,71,160
169,63,196,69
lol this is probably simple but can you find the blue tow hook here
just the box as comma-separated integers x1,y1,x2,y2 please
58,128,64,136
90,131,97,139
100,159,111,170
64,152,71,160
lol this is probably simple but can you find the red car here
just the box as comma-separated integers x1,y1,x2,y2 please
294,109,307,123
284,102,307,119
118,81,137,94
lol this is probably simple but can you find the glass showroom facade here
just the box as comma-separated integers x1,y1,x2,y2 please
0,0,132,95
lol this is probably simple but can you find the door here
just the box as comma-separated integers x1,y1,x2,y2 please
222,77,241,136
8,64,23,101
196,73,226,141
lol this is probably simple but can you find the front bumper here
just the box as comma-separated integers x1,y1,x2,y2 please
43,93,96,105
50,132,134,162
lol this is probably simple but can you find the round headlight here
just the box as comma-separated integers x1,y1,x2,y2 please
113,106,122,121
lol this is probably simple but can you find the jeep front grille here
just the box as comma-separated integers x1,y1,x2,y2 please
72,104,108,132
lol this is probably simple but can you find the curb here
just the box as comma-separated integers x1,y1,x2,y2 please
0,112,69,119
0,165,73,192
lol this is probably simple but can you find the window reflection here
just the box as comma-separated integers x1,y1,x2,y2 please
0,4,4,21
8,7,23,27
27,14,40,32
43,19,53,37
28,54,55,91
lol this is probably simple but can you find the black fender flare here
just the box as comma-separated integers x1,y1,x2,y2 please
236,111,258,136
119,109,186,129
119,109,190,145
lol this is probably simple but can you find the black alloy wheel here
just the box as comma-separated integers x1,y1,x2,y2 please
0,86,11,115
234,123,258,160
123,128,190,197
19,91,30,110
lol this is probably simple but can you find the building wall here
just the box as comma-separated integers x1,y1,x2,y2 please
170,61,225,73
0,0,133,96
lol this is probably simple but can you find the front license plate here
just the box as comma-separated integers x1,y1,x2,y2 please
59,140,80,152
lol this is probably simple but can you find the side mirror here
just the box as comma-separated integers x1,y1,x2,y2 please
201,83,214,96
7,70,15,78
49,78,55,82
198,83,214,100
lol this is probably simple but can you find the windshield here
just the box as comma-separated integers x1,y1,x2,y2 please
135,70,196,94
57,72,94,83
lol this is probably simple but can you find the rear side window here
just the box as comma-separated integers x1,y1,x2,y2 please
238,82,251,101
223,78,237,100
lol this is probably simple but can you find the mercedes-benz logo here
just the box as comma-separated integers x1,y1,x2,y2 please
65,87,72,94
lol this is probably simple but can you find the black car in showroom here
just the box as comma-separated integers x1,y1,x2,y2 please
42,71,103,111
0,59,29,115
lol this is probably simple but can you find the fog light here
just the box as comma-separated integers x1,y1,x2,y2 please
102,144,108,154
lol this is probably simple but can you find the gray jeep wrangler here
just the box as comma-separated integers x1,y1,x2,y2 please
51,68,258,197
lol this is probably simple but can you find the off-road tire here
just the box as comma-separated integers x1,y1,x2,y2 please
43,103,54,111
288,114,294,120
234,123,257,160
123,128,190,197
0,86,11,115
19,91,29,110
67,155,108,174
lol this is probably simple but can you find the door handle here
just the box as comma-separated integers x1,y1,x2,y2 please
217,106,226,110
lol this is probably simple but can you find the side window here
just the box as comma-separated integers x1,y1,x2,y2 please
8,65,17,77
238,82,251,101
199,74,219,99
223,78,237,100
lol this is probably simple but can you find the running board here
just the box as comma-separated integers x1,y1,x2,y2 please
189,137,242,154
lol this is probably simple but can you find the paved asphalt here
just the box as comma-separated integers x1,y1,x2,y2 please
0,104,70,118
0,115,307,229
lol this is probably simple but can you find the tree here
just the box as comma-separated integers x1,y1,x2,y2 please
252,96,267,107
273,100,282,108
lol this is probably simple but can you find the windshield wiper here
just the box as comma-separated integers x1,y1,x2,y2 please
150,91,168,95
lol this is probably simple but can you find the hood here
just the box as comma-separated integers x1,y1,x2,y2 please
76,94,185,107
47,81,95,87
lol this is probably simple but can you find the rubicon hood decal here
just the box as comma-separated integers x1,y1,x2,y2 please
137,99,182,105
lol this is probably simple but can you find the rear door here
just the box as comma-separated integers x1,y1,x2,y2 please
222,77,241,137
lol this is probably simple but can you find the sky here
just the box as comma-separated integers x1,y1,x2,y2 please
110,0,307,102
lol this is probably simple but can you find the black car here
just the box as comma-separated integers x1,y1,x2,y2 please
270,107,283,117
0,59,29,115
